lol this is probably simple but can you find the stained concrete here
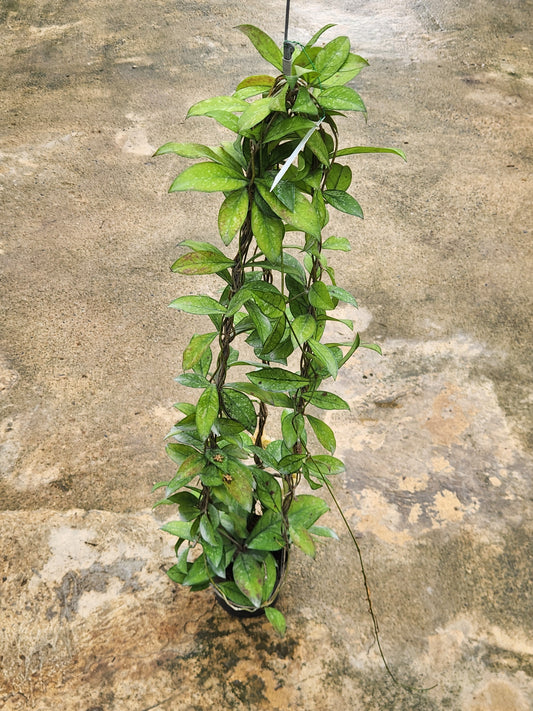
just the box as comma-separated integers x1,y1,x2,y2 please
0,1,532,709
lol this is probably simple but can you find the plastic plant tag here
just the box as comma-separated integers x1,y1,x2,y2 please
270,117,325,191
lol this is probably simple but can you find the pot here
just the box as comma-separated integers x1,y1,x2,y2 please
213,546,289,618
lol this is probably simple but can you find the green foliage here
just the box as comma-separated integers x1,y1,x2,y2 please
155,23,404,633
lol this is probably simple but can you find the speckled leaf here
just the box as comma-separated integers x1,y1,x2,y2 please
247,367,308,393
182,332,217,371
321,53,369,87
170,162,247,193
236,74,276,90
171,251,233,275
336,145,406,160
169,295,226,315
251,201,284,262
306,414,336,454
315,36,350,81
265,606,286,636
218,188,249,245
238,97,272,132
233,552,264,607
323,190,363,218
187,95,248,118
222,388,257,433
256,183,321,238
318,86,366,113
237,25,283,72
302,390,350,410
196,384,219,440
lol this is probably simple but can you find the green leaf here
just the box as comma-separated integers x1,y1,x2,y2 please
203,535,224,570
176,372,210,388
169,295,226,315
154,142,218,160
260,317,286,356
336,145,406,161
167,451,207,494
182,554,210,586
194,341,213,377
161,520,194,539
222,388,257,433
252,283,287,318
307,130,330,165
203,110,240,132
288,494,329,529
165,442,195,466
223,457,253,512
315,36,350,81
291,313,317,346
262,552,278,601
187,95,249,118
326,285,358,308
183,332,217,371
303,390,350,410
196,384,219,440
269,83,289,112
308,338,338,379
218,188,249,245
170,162,247,193
251,201,284,262
306,414,336,454
361,342,383,355
320,53,369,88
277,453,306,475
281,412,300,449
199,514,218,546
236,74,276,90
264,116,316,143
234,85,272,100
289,525,316,557
309,525,339,539
237,24,283,72
318,86,366,113
265,606,286,636
309,281,335,310
233,552,265,607
230,381,293,408
173,402,196,415
254,468,282,511
272,180,295,211
238,97,272,132
216,581,253,607
171,251,233,275
305,24,336,49
213,417,246,438
166,491,201,520
178,239,226,256
322,236,351,251
306,454,345,476
323,190,363,218
248,367,308,393
165,442,196,466
325,163,352,191
256,183,321,238
246,510,285,551
292,87,319,116
200,464,224,486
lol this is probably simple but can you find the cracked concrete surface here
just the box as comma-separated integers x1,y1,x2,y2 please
1,0,532,709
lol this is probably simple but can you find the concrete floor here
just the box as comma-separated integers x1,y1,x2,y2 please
1,1,532,709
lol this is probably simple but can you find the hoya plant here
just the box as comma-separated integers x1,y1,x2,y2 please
154,24,405,635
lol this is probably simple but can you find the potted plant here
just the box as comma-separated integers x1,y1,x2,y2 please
153,23,405,635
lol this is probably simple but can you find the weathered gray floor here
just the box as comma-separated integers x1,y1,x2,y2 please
1,1,532,709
